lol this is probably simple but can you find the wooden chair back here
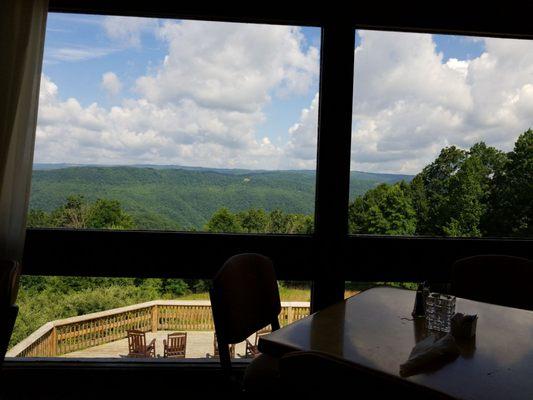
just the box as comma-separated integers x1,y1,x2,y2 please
451,255,533,310
210,253,281,372
164,332,186,358
127,330,148,356
213,333,235,358
254,326,272,346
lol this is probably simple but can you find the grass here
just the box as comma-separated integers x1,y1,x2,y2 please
177,287,361,302
176,282,415,302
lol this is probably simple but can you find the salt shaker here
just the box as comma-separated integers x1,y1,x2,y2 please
412,282,426,317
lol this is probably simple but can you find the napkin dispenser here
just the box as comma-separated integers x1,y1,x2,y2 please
451,313,477,338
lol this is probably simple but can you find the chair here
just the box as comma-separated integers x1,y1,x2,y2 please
163,332,187,358
245,326,271,358
450,255,533,310
209,253,281,392
126,330,156,358
213,333,235,358
278,351,443,397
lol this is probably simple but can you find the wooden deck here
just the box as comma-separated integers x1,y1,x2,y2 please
63,331,250,359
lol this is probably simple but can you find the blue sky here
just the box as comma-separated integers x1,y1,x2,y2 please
42,14,321,149
37,13,530,173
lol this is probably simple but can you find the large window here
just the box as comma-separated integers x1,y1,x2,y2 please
12,7,531,370
31,13,321,234
349,30,532,238
16,13,323,360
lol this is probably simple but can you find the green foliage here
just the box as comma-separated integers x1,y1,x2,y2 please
484,129,533,237
347,131,531,238
237,208,268,233
11,275,193,348
28,195,135,230
205,208,313,234
205,208,242,233
348,182,417,235
29,167,408,230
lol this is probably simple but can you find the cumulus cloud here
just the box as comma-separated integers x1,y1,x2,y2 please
285,93,319,168
102,16,159,48
136,20,319,112
35,21,319,169
348,31,533,173
101,72,122,96
36,22,533,173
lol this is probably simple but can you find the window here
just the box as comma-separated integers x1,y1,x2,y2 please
31,13,321,234
17,13,322,360
11,6,531,374
349,30,532,239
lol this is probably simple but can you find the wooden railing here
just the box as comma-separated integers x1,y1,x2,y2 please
7,300,310,358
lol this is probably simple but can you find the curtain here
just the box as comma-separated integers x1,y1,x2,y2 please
0,0,48,262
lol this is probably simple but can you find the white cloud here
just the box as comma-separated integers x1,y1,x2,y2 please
348,31,533,173
36,21,319,169
285,93,319,168
102,16,160,48
37,23,533,173
46,46,117,62
136,20,319,112
101,72,122,96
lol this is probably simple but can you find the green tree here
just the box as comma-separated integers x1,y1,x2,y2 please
86,198,135,229
267,209,290,233
348,182,417,235
50,195,89,228
205,208,242,233
412,142,506,236
32,195,136,230
26,209,51,228
237,208,268,233
484,129,533,236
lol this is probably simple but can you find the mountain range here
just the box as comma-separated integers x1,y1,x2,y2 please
30,164,412,230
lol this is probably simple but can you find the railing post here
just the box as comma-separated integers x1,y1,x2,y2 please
50,327,57,356
151,305,158,333
287,306,294,325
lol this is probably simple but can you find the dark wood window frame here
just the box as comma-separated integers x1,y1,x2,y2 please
11,2,533,370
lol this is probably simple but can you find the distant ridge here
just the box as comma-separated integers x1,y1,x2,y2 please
32,163,412,180
30,165,412,230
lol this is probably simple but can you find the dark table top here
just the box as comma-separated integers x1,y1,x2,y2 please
258,287,533,400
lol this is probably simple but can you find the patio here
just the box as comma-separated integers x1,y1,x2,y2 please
7,300,310,358
63,330,249,359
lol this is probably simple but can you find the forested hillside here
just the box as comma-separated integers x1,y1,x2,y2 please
29,167,409,230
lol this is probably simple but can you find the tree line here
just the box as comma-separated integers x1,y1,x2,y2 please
349,129,532,237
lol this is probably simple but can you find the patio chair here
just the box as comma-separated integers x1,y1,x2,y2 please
450,255,533,310
163,332,187,358
213,332,235,358
126,330,156,358
210,253,281,393
245,326,271,358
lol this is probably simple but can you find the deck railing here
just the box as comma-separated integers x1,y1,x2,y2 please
7,300,310,357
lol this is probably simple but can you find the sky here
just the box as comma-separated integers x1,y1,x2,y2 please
35,13,533,174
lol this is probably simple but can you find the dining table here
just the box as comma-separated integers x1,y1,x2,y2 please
258,286,533,400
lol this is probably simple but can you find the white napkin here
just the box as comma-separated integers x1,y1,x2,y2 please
400,333,460,377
